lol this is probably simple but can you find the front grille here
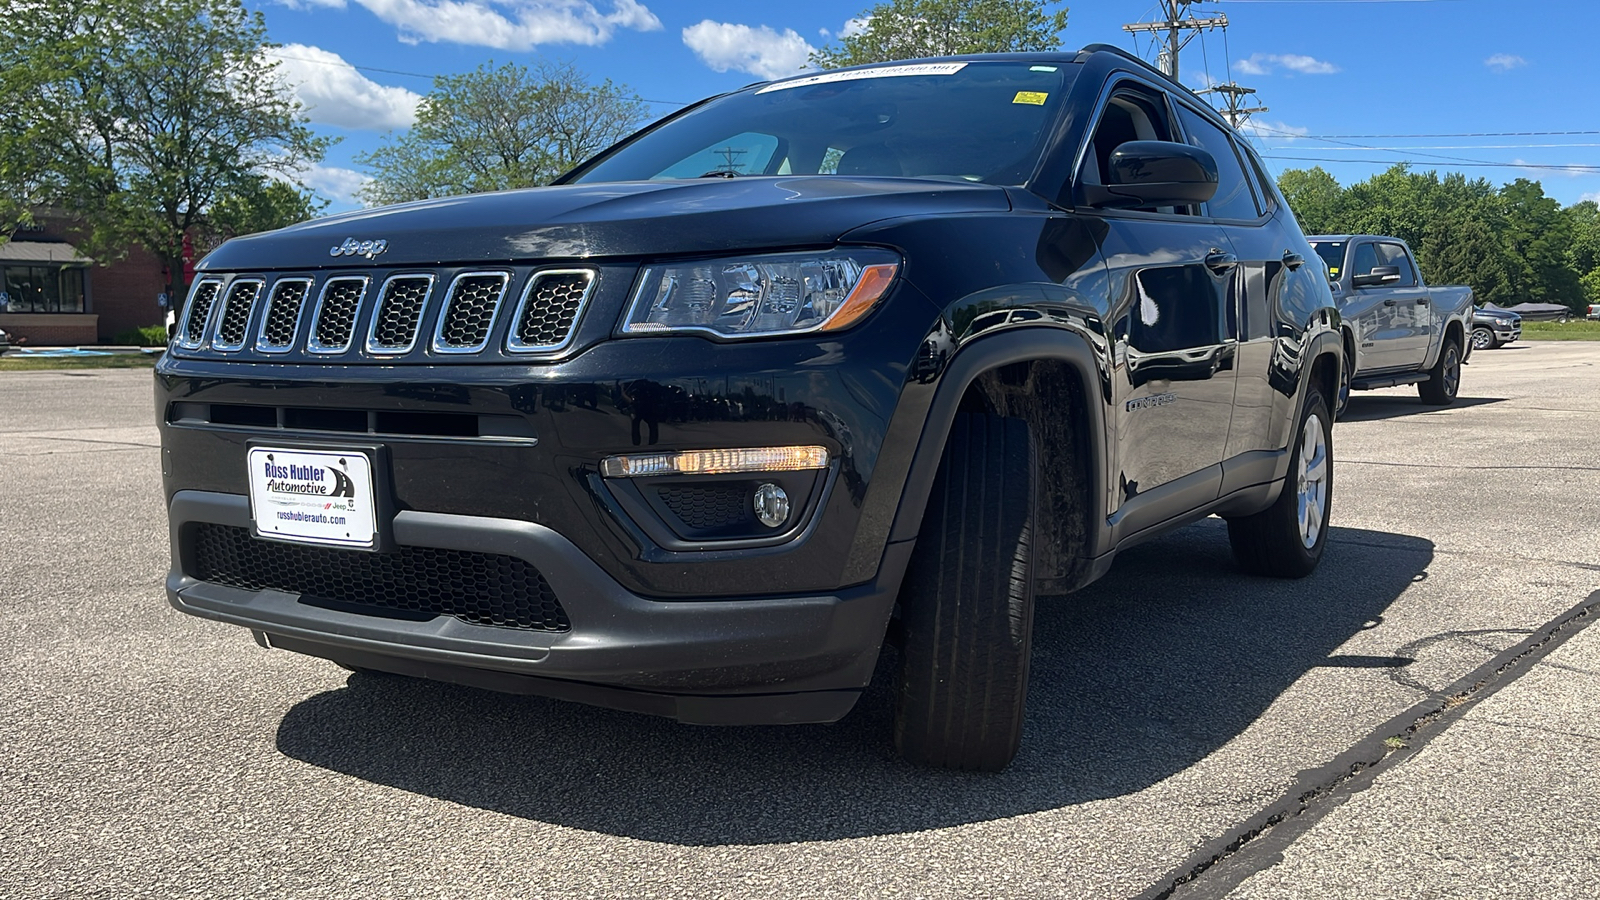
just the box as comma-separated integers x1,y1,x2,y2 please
510,270,594,351
191,523,570,632
213,280,264,350
179,265,595,360
659,484,752,531
259,279,311,350
435,273,509,351
311,278,368,352
182,281,223,346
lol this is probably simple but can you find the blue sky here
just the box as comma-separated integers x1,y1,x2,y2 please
252,0,1600,212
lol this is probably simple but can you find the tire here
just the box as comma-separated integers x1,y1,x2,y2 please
1226,389,1332,578
1418,336,1462,405
894,413,1037,772
1471,326,1497,351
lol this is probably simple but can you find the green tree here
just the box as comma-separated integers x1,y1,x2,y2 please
357,61,648,206
811,0,1069,68
0,0,327,300
207,177,328,242
1497,179,1582,310
1276,167,1347,236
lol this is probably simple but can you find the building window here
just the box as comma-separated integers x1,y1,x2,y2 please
2,265,87,313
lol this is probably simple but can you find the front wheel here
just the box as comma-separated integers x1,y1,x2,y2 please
1418,337,1462,405
1226,389,1332,578
894,413,1037,772
1470,326,1497,352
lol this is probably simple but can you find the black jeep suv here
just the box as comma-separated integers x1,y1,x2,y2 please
157,45,1341,771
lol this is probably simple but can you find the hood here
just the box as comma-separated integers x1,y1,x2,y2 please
199,177,1012,271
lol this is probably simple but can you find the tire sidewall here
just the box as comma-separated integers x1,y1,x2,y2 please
1287,389,1334,567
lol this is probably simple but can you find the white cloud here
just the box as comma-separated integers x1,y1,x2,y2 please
682,20,816,81
350,0,662,51
1512,159,1591,179
1581,192,1600,204
272,0,347,9
818,17,870,40
266,44,422,131
296,165,374,206
1485,53,1527,73
1236,53,1339,77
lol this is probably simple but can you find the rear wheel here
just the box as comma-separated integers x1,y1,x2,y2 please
894,413,1037,772
1471,326,1497,351
1226,389,1332,578
1335,337,1355,419
1418,337,1462,405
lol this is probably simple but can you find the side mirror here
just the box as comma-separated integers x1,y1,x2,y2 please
1352,266,1402,288
1084,141,1219,209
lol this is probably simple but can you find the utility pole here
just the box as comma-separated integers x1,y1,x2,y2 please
1121,1,1228,82
1197,82,1269,129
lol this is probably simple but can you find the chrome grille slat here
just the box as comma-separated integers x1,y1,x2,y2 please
434,272,510,353
367,275,434,354
308,277,369,354
212,279,264,351
508,270,595,353
257,279,312,352
179,280,224,348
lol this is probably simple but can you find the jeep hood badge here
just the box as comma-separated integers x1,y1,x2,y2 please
330,237,388,259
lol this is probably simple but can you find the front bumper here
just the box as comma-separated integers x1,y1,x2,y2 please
167,490,906,724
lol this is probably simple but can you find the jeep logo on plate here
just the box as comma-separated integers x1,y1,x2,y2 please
330,237,388,260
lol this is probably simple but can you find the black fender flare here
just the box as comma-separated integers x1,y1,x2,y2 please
884,327,1109,548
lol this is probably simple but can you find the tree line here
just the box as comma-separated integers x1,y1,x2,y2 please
1279,165,1600,313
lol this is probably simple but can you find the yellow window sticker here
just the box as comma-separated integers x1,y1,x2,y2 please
1013,91,1049,106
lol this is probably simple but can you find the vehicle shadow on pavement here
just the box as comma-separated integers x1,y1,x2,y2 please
1341,395,1505,423
275,521,1432,844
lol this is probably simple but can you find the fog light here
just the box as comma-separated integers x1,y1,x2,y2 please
753,483,790,528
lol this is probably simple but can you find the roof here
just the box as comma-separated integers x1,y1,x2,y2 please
0,241,92,265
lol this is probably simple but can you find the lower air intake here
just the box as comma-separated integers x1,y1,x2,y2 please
190,523,570,632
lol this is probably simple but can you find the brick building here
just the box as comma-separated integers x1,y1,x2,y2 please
0,212,169,345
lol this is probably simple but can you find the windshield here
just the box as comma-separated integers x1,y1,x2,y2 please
568,61,1077,186
1310,241,1346,279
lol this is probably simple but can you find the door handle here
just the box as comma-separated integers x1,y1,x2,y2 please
1283,251,1305,270
1205,250,1238,272
1417,297,1430,305
1383,298,1398,307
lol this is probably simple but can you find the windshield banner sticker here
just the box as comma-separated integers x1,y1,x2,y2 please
757,63,968,94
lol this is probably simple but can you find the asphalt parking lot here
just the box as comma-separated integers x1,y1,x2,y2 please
3,343,1598,899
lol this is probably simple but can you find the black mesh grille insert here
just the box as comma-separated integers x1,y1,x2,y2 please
261,280,310,349
370,276,432,351
215,281,262,349
183,282,222,344
191,524,570,632
513,271,592,349
313,279,366,351
659,485,752,531
438,274,508,349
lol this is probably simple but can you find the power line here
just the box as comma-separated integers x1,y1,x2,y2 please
1261,156,1600,172
1264,130,1600,139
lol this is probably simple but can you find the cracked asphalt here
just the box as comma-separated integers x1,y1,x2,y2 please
2,343,1597,899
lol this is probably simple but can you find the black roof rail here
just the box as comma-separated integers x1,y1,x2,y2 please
1077,43,1189,92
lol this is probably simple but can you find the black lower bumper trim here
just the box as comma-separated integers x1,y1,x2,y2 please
270,633,863,725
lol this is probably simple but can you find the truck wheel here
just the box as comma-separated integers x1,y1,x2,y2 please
1226,389,1332,578
894,413,1036,772
1418,337,1462,405
1471,326,1496,351
1335,339,1354,419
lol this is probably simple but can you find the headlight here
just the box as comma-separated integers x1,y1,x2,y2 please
621,250,899,339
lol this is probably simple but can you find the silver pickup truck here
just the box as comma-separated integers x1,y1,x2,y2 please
1309,235,1474,415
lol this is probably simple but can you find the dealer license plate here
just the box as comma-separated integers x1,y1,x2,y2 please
247,447,377,549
